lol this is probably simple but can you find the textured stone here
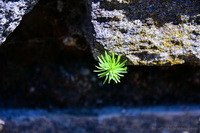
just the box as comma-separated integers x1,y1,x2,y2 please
0,0,38,44
0,1,200,132
1,107,200,133
88,0,200,65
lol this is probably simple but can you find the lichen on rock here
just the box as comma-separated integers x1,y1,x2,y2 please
88,0,200,65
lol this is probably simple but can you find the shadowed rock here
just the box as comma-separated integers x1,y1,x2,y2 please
1,107,200,133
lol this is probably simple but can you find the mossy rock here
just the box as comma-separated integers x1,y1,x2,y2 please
88,0,200,65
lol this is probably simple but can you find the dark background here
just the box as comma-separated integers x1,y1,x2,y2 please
0,0,200,109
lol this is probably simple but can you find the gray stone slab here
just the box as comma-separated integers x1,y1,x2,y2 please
0,0,38,44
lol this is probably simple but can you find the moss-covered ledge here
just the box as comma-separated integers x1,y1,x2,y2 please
87,0,200,65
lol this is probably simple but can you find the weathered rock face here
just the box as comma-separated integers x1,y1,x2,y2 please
88,0,200,65
0,0,38,44
0,0,199,65
0,0,200,132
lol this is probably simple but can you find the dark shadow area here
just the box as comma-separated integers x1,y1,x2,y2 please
0,0,200,109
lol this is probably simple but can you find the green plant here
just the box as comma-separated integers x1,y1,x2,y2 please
94,51,127,84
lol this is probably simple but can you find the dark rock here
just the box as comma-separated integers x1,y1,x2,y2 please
1,107,200,133
0,0,200,109
0,0,38,44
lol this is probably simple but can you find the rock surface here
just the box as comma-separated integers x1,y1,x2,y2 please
0,0,199,65
88,0,200,65
0,0,200,132
1,107,200,133
0,0,38,44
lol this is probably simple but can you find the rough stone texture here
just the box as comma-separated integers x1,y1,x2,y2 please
1,107,200,133
88,0,200,65
0,0,38,44
0,0,200,132
1,0,199,65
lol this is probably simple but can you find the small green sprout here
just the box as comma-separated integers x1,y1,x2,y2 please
94,51,127,84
